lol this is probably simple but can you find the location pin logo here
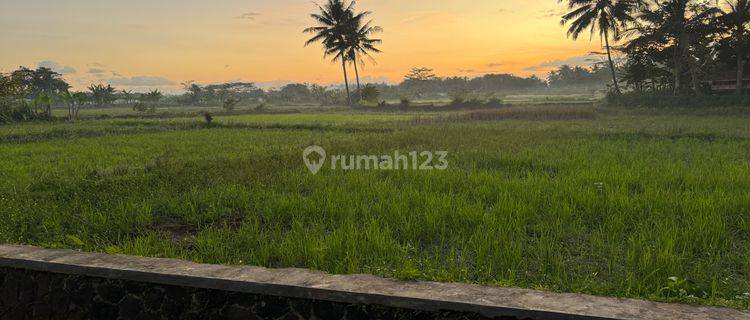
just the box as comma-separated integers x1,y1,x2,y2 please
303,145,326,175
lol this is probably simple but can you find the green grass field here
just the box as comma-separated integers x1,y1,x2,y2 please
1,104,749,309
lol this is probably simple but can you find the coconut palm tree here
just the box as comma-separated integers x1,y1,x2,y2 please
560,0,643,94
346,16,383,101
304,0,358,105
627,0,720,94
719,0,750,94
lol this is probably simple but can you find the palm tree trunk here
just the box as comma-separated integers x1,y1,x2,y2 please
673,33,689,95
353,54,362,103
689,56,699,93
737,28,746,95
738,55,745,95
603,30,621,94
340,53,352,106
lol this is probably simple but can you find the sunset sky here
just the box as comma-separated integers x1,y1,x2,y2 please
0,0,604,92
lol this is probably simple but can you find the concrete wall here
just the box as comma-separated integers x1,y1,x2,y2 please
0,245,746,320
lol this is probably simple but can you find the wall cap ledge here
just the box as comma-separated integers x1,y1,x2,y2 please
0,245,746,320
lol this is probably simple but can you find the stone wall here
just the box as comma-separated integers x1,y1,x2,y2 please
0,245,747,320
0,267,510,320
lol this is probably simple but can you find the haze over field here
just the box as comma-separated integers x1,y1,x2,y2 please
0,0,601,91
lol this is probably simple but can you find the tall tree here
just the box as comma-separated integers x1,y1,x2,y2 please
560,0,643,94
719,0,750,94
304,0,359,106
346,14,383,101
627,0,720,94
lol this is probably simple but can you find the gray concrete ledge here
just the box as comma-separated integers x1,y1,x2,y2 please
0,245,747,320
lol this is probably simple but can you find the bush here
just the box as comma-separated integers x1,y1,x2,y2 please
255,103,267,112
486,97,505,108
0,99,39,123
466,97,485,107
203,112,213,125
449,96,465,107
399,97,411,110
360,84,380,103
133,102,156,114
223,97,239,111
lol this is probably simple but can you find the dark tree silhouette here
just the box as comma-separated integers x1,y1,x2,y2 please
560,0,643,94
626,0,720,94
719,0,750,94
346,14,383,101
304,0,361,106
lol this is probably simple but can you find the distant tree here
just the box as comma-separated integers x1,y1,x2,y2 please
120,90,137,105
560,0,643,94
404,67,438,82
10,67,70,99
279,83,312,102
135,89,163,113
2,68,71,122
547,64,611,89
180,81,203,105
402,67,439,98
88,84,116,107
223,97,239,111
32,93,52,118
62,91,88,121
360,84,380,102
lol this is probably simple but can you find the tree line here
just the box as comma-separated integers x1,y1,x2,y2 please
561,0,750,95
0,67,164,122
0,62,610,123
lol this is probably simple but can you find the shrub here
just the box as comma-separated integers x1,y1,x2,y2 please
466,97,485,107
399,97,411,110
1,99,41,123
450,96,465,107
486,97,505,108
360,84,380,103
203,112,213,125
255,103,267,112
223,97,239,111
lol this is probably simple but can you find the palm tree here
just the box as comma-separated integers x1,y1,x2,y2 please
560,0,643,94
346,15,383,101
627,0,720,94
304,0,358,105
719,0,750,94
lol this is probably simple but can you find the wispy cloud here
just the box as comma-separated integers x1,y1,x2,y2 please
400,11,458,24
87,68,106,74
236,12,260,20
107,76,176,87
524,54,601,71
539,8,567,19
38,61,76,75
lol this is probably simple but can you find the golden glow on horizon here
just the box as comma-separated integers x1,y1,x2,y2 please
0,0,603,91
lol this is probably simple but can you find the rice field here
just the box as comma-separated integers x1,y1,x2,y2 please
1,104,749,309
